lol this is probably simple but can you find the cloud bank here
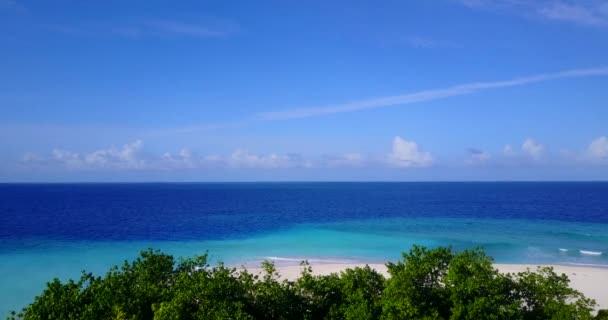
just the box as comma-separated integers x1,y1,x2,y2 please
20,136,608,173
49,140,145,169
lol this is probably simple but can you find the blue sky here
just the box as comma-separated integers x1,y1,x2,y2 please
1,0,607,181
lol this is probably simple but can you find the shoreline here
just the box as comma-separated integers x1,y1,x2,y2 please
244,262,608,310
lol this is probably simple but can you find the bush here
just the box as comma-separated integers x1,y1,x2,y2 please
8,246,603,320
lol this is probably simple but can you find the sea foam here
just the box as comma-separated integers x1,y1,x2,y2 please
579,250,603,256
264,256,356,264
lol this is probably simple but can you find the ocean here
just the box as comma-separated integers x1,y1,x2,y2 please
1,182,607,315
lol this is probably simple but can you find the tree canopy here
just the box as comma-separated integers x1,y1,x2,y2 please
9,246,606,320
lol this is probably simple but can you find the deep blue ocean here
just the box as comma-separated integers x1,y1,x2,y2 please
1,182,608,315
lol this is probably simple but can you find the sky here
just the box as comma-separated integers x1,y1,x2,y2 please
1,0,607,181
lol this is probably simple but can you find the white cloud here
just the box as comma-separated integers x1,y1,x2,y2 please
500,139,545,161
502,144,515,156
22,141,315,171
42,140,146,170
83,140,144,169
522,138,544,160
466,148,491,165
587,136,608,160
21,136,608,173
227,150,309,169
161,148,196,169
324,153,366,167
52,149,82,168
257,67,608,120
387,136,433,168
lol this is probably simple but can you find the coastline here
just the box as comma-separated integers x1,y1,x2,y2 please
244,262,608,310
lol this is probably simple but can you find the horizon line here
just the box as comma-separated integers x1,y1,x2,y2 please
2,180,607,184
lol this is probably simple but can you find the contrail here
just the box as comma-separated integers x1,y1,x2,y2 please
257,67,608,120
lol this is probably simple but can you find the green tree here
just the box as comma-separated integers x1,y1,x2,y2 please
382,245,453,319
513,266,596,320
8,246,601,320
444,248,521,319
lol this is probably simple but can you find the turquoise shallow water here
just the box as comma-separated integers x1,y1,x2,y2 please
2,182,608,316
2,217,607,316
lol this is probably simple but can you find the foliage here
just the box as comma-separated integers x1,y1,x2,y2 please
594,309,608,320
8,246,603,320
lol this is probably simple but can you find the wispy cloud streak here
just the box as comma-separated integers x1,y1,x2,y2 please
145,19,229,37
0,0,27,13
539,2,608,27
47,18,236,39
459,0,608,28
258,67,608,120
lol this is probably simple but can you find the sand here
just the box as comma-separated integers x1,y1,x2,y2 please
244,263,608,309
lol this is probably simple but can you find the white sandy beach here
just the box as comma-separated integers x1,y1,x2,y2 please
246,263,608,309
